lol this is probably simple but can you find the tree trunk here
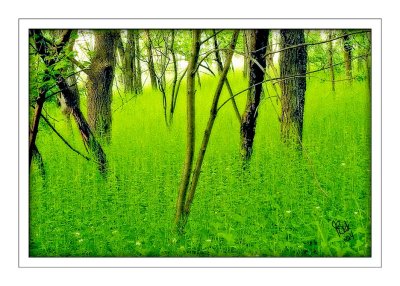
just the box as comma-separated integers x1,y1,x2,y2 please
343,30,353,82
328,30,336,92
123,30,136,94
181,30,239,229
87,30,118,143
240,29,269,160
175,29,201,231
144,30,158,90
169,30,178,124
279,29,307,146
29,90,46,166
242,30,249,78
133,30,143,94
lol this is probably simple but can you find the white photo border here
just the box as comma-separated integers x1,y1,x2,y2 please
19,18,382,268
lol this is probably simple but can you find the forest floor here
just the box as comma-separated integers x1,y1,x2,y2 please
30,71,371,257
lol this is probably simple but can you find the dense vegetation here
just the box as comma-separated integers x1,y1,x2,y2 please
29,29,371,257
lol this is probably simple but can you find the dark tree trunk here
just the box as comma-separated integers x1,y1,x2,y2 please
87,30,118,143
144,30,158,90
240,29,269,160
328,30,336,92
279,29,307,146
343,30,353,82
29,90,46,166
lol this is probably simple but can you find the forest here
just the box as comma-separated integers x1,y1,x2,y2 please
29,28,371,257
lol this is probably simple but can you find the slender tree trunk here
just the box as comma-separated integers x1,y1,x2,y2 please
328,30,336,92
240,29,269,160
29,90,46,166
144,30,158,90
87,30,118,143
343,30,353,82
212,29,241,123
169,30,178,125
133,30,143,94
175,30,201,230
242,30,249,77
181,30,239,229
279,29,307,146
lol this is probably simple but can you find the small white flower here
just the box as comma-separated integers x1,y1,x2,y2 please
78,239,84,243
206,239,212,243
341,162,346,166
315,206,320,209
354,211,358,215
286,210,292,214
135,241,141,246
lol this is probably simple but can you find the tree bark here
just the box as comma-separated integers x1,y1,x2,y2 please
240,29,269,160
87,30,119,143
123,30,137,94
144,30,158,90
328,30,336,92
175,29,201,230
279,29,307,146
182,30,239,228
343,30,353,82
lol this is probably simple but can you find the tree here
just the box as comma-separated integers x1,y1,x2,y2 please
175,29,201,229
279,29,307,146
240,29,269,160
343,30,353,82
86,30,119,143
178,30,239,232
144,30,158,90
133,30,143,94
327,30,336,92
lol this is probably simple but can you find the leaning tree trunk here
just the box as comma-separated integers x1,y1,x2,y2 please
343,30,353,82
328,30,336,92
87,30,119,143
240,29,269,160
279,29,307,146
175,29,201,231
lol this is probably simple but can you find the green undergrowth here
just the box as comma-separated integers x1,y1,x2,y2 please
30,70,371,257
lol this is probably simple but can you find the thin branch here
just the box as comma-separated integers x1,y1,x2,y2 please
40,114,91,161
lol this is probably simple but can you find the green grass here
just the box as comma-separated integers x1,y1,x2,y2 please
29,70,371,257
